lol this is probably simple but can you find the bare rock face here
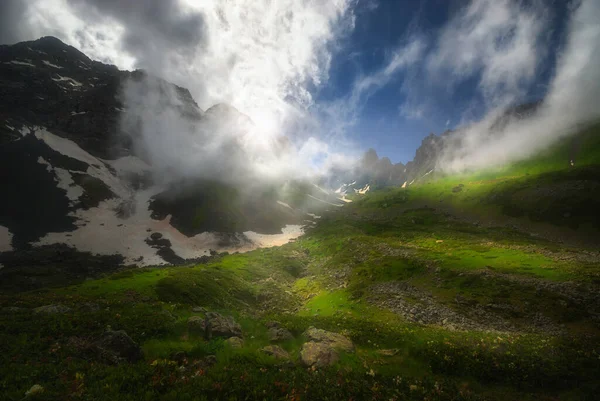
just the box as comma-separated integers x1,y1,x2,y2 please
261,345,290,360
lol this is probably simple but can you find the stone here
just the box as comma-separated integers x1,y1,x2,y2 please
268,326,293,342
2,306,28,312
187,316,206,335
33,304,71,314
225,337,244,348
206,312,242,339
376,349,400,356
265,321,281,328
261,345,290,360
300,342,339,367
25,384,44,397
304,327,354,352
94,330,143,364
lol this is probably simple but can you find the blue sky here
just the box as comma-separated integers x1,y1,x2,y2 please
317,0,573,164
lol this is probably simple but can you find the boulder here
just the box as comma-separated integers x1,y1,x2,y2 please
33,304,71,314
304,327,354,352
25,384,44,397
268,326,293,342
206,312,242,339
300,342,339,367
225,337,244,349
2,306,28,313
187,316,206,335
94,330,143,364
261,345,290,360
376,349,400,356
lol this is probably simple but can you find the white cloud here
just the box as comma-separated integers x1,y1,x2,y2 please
427,0,549,108
319,37,425,137
437,0,600,173
13,0,361,180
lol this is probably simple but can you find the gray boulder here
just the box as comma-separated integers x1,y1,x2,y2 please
33,304,71,314
225,337,244,349
299,327,354,367
261,345,290,360
187,316,206,335
268,326,294,342
304,327,354,352
95,330,143,364
300,342,339,367
206,312,242,339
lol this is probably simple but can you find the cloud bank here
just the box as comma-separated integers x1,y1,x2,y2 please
435,0,600,172
0,0,359,181
2,0,598,180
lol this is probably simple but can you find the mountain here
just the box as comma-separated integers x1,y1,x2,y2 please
332,100,571,196
0,37,339,280
1,37,600,401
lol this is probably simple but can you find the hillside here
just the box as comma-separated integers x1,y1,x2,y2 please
2,123,599,400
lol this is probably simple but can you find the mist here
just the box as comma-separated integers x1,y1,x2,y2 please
2,0,598,183
434,0,600,173
113,0,358,185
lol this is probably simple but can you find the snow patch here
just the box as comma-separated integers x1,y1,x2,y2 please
19,127,31,137
306,213,321,219
34,183,305,266
307,194,343,207
37,156,53,172
104,156,151,176
34,128,129,198
37,157,84,204
277,200,293,210
0,225,13,252
401,181,407,188
70,111,87,116
241,225,304,249
5,124,14,131
312,183,330,196
51,75,82,87
355,184,370,194
5,60,35,67
54,168,84,202
42,60,63,69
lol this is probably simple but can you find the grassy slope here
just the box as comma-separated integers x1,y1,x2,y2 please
1,127,600,400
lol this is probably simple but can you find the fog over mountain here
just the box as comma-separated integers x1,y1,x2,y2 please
1,1,599,187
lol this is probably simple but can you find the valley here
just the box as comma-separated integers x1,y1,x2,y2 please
2,123,599,400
